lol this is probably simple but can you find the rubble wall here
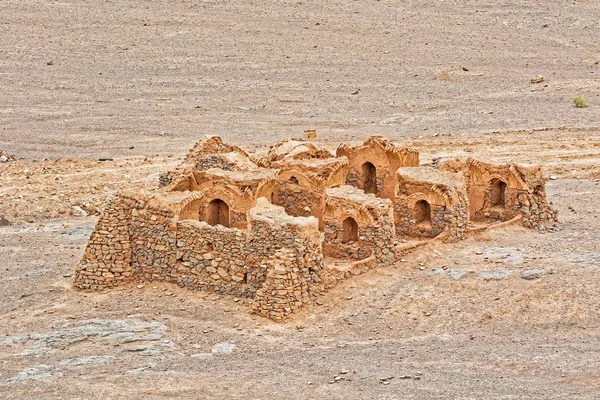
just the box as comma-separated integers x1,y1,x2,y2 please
517,188,558,231
323,193,395,267
465,160,558,230
73,195,139,289
129,203,178,283
394,192,469,242
272,180,323,220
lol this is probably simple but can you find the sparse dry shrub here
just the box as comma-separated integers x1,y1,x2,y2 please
573,95,588,108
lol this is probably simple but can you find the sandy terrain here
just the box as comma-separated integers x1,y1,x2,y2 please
1,0,599,160
1,0,599,399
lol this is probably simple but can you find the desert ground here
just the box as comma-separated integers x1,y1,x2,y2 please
1,0,599,399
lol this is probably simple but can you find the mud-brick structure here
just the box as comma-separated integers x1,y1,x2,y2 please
395,167,469,241
74,135,558,320
337,136,419,198
323,186,395,266
271,157,348,225
452,158,557,231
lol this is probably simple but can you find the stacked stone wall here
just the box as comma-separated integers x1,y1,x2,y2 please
249,215,327,318
74,195,139,289
323,198,395,267
273,181,322,219
394,193,468,242
130,205,178,283
517,189,558,231
174,221,256,296
195,155,237,171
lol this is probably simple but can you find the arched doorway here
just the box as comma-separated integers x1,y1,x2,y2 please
414,200,432,224
206,199,230,227
342,217,359,243
489,179,507,207
361,162,377,194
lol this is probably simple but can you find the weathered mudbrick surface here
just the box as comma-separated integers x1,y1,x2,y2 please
395,167,469,242
74,135,558,320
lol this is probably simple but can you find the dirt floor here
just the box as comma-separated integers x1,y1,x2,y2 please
1,1,600,399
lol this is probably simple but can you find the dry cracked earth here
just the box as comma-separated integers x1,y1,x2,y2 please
1,0,600,399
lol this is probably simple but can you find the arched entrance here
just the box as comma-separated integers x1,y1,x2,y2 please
361,162,377,194
205,199,230,227
342,217,359,243
414,200,432,224
489,179,507,207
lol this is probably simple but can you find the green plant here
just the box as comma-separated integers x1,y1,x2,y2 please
573,95,588,108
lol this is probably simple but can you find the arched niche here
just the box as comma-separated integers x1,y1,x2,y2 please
342,217,359,243
205,198,230,227
361,162,377,194
488,178,507,207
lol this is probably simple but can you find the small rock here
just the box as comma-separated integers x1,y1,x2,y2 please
305,129,317,139
521,269,546,280
477,270,510,281
531,75,544,84
211,342,236,355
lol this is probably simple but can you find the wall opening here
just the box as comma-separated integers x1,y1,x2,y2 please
289,176,299,185
361,162,377,194
489,179,507,207
414,200,432,224
206,199,230,227
342,217,359,243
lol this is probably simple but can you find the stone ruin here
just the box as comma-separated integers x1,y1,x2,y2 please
74,135,558,321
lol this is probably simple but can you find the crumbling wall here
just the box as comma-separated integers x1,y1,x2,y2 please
256,139,332,168
129,200,178,283
251,228,326,321
76,194,328,321
394,168,469,241
516,185,558,231
174,221,256,296
249,201,328,320
159,135,256,187
74,194,141,289
322,186,396,266
464,159,558,230
175,201,328,321
394,195,468,241
337,136,419,200
272,177,323,219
